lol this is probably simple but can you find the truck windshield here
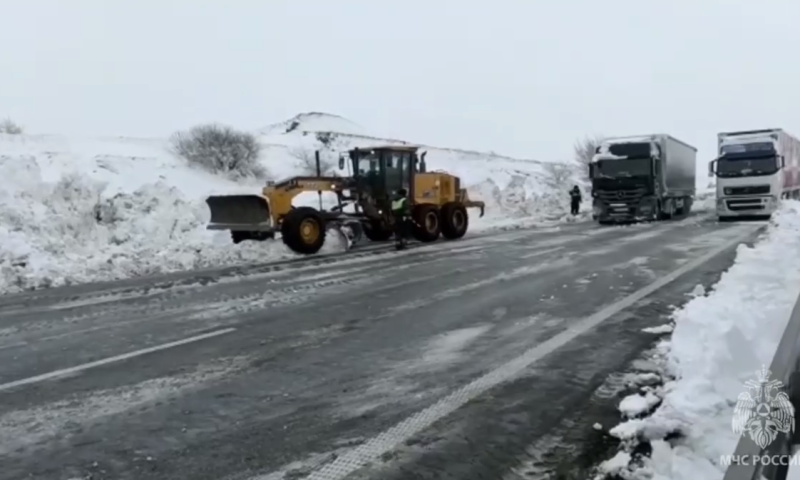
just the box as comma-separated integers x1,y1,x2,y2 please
602,142,652,159
593,159,651,178
716,157,778,177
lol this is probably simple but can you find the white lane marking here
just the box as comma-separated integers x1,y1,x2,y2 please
284,225,760,480
520,246,565,259
0,328,236,393
0,341,26,351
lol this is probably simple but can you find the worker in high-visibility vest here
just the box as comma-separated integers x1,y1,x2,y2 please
391,188,411,249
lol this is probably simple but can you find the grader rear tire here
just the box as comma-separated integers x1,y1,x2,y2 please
412,204,441,242
281,207,326,254
440,202,469,240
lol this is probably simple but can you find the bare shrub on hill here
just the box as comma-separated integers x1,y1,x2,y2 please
290,148,338,176
169,123,266,179
573,134,605,178
0,118,23,134
541,161,577,190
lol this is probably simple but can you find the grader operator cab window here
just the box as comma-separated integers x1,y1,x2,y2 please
346,148,414,198
385,151,412,194
356,152,380,175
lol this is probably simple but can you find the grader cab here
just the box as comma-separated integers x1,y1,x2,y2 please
205,145,485,255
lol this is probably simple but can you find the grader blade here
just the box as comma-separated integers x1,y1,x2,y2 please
205,195,273,231
458,189,486,217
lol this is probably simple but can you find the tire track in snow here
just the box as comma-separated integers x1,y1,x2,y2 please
0,218,609,313
0,356,249,457
0,251,485,346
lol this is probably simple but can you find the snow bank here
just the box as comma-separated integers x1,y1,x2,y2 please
0,113,587,293
597,201,800,480
693,187,716,213
0,155,307,292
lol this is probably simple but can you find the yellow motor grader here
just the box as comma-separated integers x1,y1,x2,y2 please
204,145,486,255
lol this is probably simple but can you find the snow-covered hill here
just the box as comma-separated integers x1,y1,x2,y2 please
0,112,587,293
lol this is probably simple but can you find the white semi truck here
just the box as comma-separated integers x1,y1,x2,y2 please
710,129,800,220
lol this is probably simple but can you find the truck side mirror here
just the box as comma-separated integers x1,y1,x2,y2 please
419,151,427,172
708,160,717,177
588,163,594,178
338,154,345,170
781,156,786,168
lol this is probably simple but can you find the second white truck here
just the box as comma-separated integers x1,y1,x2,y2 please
710,129,800,220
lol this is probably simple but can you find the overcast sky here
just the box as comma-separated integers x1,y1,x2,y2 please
2,0,799,162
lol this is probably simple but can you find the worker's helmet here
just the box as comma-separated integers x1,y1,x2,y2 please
397,188,408,196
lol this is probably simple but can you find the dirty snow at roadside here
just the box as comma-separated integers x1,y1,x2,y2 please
0,158,305,293
596,201,800,480
0,112,587,293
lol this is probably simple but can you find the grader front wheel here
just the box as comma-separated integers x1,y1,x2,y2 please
281,207,327,254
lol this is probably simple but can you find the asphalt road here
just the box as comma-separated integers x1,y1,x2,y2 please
0,215,765,480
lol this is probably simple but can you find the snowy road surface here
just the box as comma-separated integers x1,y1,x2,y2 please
0,216,764,480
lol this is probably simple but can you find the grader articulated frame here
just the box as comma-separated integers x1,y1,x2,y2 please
205,146,485,255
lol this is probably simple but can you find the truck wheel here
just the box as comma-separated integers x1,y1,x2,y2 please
362,220,393,241
675,199,685,217
412,204,441,242
281,207,326,254
662,200,674,220
653,202,663,221
440,202,469,240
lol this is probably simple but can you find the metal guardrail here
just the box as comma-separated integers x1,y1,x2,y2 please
722,288,800,480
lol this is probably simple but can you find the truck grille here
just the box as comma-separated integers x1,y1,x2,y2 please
727,185,770,195
595,188,647,219
595,188,646,203
726,199,765,211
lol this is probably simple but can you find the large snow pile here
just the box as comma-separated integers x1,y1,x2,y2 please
0,153,309,292
0,113,586,293
258,112,370,137
597,201,800,479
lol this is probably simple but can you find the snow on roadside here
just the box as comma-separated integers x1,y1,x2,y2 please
0,157,304,292
596,200,800,480
693,188,716,213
